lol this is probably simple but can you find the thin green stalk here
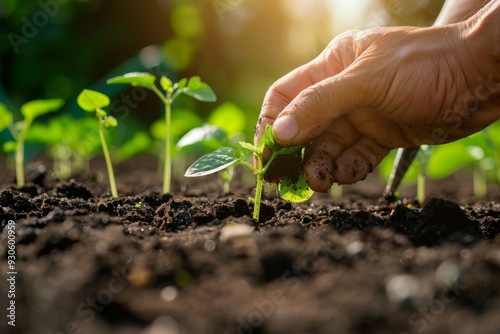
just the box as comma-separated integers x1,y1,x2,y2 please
417,172,426,205
163,93,172,194
98,120,118,198
253,157,264,221
15,140,24,186
473,166,487,198
13,119,31,187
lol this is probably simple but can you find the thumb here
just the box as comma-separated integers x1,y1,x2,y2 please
272,73,364,146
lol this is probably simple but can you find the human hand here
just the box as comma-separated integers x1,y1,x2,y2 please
256,18,500,192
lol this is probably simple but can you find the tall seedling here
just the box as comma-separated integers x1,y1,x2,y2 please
77,89,118,198
0,99,64,186
107,73,216,194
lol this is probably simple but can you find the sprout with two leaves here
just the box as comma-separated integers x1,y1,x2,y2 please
107,73,216,194
77,89,118,198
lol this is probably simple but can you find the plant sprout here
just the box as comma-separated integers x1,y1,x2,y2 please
107,72,216,194
0,99,64,186
185,125,314,222
77,89,118,198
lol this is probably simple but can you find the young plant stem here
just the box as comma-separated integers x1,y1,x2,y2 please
473,166,487,198
253,158,264,221
98,112,118,198
15,140,24,186
12,118,32,187
417,172,426,205
151,86,172,194
164,93,172,194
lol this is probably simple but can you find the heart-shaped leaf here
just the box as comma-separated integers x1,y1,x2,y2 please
107,72,157,91
77,89,110,112
0,103,13,132
21,99,64,121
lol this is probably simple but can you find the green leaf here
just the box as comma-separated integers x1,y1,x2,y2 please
183,76,217,102
262,124,278,151
427,142,476,179
239,141,257,153
161,76,173,92
107,72,157,91
279,173,314,203
77,89,110,112
21,99,64,121
174,78,188,90
2,141,16,153
0,103,13,132
102,116,117,128
176,124,227,150
185,147,240,177
207,102,246,136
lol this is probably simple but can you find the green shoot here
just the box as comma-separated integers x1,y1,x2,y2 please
185,125,313,222
107,72,216,194
77,89,118,198
0,99,64,186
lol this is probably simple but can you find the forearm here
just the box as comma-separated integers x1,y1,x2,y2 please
434,0,491,25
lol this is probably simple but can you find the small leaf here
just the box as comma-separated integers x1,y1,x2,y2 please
102,116,117,128
21,99,64,121
177,124,227,150
2,141,16,153
279,173,314,203
96,109,107,118
185,147,240,177
174,78,188,90
276,146,302,155
107,72,157,90
239,141,257,153
262,124,278,151
78,89,110,112
0,103,13,132
184,76,217,102
161,76,173,92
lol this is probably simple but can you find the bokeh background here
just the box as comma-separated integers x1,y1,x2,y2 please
0,0,445,138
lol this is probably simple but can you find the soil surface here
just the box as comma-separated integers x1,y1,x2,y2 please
1,156,500,334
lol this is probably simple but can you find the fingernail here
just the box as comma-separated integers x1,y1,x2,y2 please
274,115,298,142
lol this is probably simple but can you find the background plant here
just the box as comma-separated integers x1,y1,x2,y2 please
0,99,64,186
107,72,216,194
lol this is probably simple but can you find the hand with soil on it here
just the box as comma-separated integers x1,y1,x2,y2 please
255,0,500,193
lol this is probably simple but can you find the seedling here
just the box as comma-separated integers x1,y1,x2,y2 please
26,114,102,179
107,72,216,194
0,99,64,186
185,125,313,222
77,89,118,198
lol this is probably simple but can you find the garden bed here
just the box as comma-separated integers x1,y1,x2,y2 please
1,156,500,334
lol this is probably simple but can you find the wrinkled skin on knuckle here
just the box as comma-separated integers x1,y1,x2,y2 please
304,156,335,193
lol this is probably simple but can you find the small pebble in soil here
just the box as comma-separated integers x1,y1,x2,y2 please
219,223,254,241
386,274,420,304
160,286,178,302
345,240,364,256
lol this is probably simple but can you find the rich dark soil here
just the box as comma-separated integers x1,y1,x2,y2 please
2,156,500,334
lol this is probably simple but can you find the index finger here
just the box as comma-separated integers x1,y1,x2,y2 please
255,49,345,145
